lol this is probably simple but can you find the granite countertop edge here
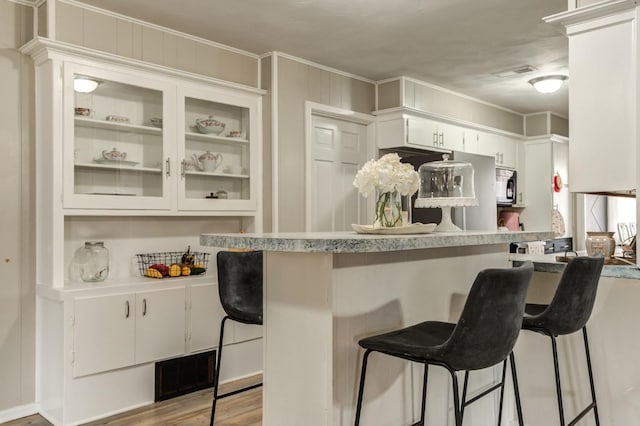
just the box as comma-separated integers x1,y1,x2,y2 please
200,230,555,254
509,253,640,280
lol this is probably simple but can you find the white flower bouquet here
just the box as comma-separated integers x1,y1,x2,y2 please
353,153,420,227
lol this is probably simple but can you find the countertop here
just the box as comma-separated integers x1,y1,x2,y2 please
200,230,555,253
509,253,640,280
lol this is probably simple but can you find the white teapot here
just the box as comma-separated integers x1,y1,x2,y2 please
193,151,223,172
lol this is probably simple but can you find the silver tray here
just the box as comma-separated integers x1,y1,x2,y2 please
351,223,437,235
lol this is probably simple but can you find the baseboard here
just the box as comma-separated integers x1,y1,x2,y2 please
0,403,39,423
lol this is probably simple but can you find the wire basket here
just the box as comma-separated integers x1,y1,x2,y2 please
136,251,210,278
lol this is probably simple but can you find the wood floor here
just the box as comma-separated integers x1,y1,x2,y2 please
4,375,262,426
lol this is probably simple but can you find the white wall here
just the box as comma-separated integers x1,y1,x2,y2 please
0,0,36,418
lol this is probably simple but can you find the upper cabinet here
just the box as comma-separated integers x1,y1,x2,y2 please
376,109,520,169
378,113,464,152
64,62,175,210
28,40,263,216
547,1,636,192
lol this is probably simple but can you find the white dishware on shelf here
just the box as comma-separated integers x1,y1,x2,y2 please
102,148,127,161
192,151,223,172
195,115,225,134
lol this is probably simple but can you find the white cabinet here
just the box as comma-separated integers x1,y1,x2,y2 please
467,130,518,169
378,114,463,152
376,110,518,167
177,85,258,211
188,282,262,353
73,293,135,377
64,62,175,210
73,287,186,377
549,4,635,192
189,283,226,352
519,136,571,235
34,44,262,215
135,288,186,364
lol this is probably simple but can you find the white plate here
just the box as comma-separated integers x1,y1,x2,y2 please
352,223,437,235
94,158,140,167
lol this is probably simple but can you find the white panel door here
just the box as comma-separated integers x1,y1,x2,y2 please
309,115,368,231
135,287,186,363
73,293,135,377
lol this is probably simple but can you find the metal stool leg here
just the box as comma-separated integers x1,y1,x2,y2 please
460,371,470,424
419,364,429,426
582,327,600,426
550,334,566,426
497,358,508,426
210,316,229,426
509,352,524,426
354,349,372,426
448,368,462,426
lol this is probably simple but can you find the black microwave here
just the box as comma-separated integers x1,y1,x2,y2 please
496,168,516,206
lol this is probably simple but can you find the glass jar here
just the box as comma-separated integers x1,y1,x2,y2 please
72,241,110,282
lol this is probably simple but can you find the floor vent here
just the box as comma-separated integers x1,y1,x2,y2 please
155,350,215,402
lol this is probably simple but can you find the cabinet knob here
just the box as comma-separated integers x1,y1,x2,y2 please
125,300,130,318
143,298,147,316
165,158,171,177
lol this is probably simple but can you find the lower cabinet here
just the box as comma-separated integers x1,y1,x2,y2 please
38,279,264,425
73,287,186,377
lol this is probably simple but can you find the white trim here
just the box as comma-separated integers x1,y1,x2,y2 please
546,111,552,135
304,101,376,232
273,51,375,84
549,110,569,120
271,53,279,233
400,76,525,115
47,0,55,40
545,0,636,27
59,0,261,59
0,404,39,423
20,38,265,96
7,0,38,6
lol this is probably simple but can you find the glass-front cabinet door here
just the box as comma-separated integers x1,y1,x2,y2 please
63,62,175,210
177,86,258,211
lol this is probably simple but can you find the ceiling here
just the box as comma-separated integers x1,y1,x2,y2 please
74,0,570,117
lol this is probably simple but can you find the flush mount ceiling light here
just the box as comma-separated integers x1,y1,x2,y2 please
73,76,100,93
528,75,568,94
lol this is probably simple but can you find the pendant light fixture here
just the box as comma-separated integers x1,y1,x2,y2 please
73,76,100,93
528,75,568,94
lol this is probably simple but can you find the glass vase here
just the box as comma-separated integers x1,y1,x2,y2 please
374,190,403,228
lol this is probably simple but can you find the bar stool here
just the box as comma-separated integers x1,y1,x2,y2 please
354,262,534,426
210,250,263,426
512,255,604,426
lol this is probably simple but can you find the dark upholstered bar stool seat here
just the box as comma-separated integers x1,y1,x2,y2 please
210,250,263,426
354,262,534,426
512,255,605,426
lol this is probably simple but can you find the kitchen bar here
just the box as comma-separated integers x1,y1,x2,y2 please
201,230,553,425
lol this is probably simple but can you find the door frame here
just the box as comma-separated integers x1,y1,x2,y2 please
304,101,376,232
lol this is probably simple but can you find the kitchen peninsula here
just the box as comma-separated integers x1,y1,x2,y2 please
201,230,553,425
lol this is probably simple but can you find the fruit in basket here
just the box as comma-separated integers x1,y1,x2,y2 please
181,246,195,266
194,262,204,268
150,263,169,276
190,267,206,275
181,266,191,276
168,264,181,277
145,268,163,279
